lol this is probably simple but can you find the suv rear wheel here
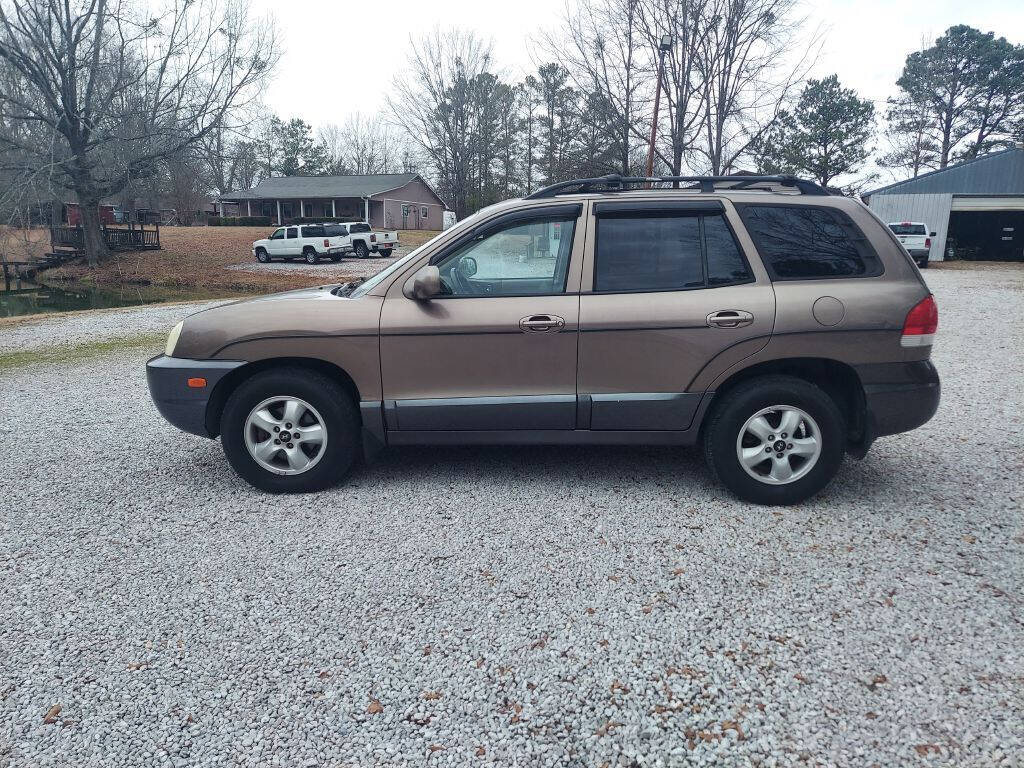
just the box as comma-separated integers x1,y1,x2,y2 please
303,247,318,264
703,375,845,505
220,368,359,493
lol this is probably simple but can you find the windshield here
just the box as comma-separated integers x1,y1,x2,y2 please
888,223,926,235
350,222,372,233
350,233,444,298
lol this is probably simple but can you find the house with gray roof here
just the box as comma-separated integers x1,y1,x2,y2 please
220,173,450,230
863,146,1024,262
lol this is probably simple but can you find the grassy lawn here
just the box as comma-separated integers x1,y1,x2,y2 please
0,331,167,372
27,226,439,295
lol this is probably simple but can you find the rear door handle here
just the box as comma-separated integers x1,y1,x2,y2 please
707,310,754,328
519,314,565,333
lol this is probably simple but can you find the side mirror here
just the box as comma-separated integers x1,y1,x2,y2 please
929,231,937,237
403,265,441,300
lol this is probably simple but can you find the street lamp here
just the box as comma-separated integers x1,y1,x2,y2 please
645,34,673,183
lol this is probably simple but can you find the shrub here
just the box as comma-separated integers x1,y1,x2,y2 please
208,216,273,227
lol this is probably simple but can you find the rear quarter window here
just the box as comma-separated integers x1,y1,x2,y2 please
737,204,883,280
301,225,325,238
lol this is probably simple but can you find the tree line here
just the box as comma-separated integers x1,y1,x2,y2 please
0,0,1022,264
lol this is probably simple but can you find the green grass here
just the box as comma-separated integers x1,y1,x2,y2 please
0,331,166,372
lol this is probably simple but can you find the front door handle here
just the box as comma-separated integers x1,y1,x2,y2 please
707,310,754,328
519,314,565,333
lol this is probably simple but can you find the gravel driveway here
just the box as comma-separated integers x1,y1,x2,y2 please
1,267,1021,767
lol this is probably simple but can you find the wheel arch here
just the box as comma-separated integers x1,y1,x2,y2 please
701,357,867,448
205,356,361,437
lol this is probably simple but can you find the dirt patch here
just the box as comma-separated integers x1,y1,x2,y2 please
37,226,439,294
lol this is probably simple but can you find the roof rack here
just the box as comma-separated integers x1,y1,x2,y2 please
524,173,829,199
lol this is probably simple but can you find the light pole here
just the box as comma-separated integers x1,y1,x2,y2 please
645,34,672,182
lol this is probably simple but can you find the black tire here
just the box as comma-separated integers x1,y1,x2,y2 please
378,248,393,258
303,247,318,264
918,258,929,269
220,368,360,493
255,247,270,263
702,375,846,505
354,242,369,259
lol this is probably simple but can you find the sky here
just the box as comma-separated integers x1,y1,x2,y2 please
248,0,1024,178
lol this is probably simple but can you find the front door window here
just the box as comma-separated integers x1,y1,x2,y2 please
433,216,577,297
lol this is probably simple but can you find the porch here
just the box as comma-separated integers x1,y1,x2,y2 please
239,197,372,225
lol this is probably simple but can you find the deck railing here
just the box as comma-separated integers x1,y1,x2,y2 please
49,224,161,252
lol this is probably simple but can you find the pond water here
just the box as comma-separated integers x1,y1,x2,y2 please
0,279,242,318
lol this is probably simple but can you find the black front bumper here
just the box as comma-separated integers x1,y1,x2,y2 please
857,359,941,442
146,355,244,437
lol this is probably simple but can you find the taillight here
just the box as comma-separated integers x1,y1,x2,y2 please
370,233,377,243
901,295,938,347
324,238,330,247
924,237,931,249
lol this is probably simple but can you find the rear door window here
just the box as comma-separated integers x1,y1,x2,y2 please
594,213,752,292
737,205,882,280
889,223,926,236
286,227,298,239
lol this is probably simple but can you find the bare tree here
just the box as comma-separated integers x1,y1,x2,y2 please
691,0,818,174
539,0,650,176
390,28,494,218
632,0,711,175
319,114,406,175
0,0,277,264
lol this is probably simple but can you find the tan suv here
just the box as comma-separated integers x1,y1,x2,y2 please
148,175,940,505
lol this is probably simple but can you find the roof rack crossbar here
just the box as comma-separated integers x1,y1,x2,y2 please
524,173,829,199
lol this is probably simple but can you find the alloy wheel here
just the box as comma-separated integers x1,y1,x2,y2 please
244,396,327,475
735,405,821,485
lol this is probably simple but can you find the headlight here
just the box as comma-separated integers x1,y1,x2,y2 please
165,321,184,357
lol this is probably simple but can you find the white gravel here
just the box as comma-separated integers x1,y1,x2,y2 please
0,301,227,355
0,267,1021,767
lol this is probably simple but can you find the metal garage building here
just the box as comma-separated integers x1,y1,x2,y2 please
863,146,1024,262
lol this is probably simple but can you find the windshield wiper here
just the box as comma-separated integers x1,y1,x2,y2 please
331,278,365,297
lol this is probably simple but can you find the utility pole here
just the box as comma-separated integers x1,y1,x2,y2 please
645,34,673,184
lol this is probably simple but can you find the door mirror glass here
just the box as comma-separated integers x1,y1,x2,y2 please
403,265,441,300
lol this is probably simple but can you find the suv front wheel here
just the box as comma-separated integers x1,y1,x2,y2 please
703,375,845,505
220,368,359,493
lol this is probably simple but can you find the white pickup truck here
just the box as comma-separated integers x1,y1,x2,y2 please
324,222,399,258
253,224,353,264
888,221,936,268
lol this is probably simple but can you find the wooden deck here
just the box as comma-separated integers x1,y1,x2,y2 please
49,223,161,257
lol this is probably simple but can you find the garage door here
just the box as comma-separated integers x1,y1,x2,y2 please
947,208,1024,261
951,196,1024,211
